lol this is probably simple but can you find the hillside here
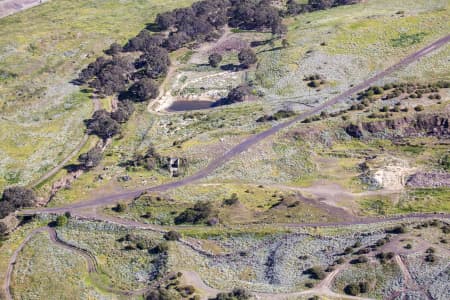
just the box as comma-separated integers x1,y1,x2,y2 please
0,0,449,299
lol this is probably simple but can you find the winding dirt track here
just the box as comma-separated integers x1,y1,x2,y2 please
21,34,450,215
2,226,166,300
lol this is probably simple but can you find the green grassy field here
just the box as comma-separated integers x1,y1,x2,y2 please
0,0,195,190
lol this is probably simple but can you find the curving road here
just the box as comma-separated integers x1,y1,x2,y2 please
21,34,450,215
29,97,101,188
2,226,170,299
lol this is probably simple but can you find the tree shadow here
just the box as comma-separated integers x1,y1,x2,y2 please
257,46,284,54
145,22,162,33
220,63,240,71
63,164,83,173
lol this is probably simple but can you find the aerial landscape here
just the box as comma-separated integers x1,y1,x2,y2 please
0,0,449,299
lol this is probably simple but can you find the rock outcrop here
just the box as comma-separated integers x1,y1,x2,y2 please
345,112,449,139
406,172,450,188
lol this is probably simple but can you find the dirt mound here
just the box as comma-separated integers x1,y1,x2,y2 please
406,172,450,188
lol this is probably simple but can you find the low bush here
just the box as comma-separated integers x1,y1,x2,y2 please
344,283,360,296
164,230,181,241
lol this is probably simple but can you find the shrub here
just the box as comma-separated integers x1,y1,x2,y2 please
213,287,252,300
404,243,412,249
223,193,239,206
425,254,436,263
174,201,213,224
352,241,362,248
351,255,368,264
208,53,222,68
359,281,369,293
78,147,103,169
164,230,181,241
344,283,360,296
414,105,424,111
86,110,121,139
146,288,172,300
116,202,127,212
111,100,135,123
305,266,326,280
372,86,384,94
153,242,169,254
55,215,68,227
335,257,345,264
177,285,195,297
238,48,257,68
425,247,435,254
387,225,407,234
344,247,353,254
308,80,320,88
226,85,251,104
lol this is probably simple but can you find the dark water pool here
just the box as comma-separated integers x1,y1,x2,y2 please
167,100,214,112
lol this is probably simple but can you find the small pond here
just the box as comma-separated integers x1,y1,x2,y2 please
167,100,214,112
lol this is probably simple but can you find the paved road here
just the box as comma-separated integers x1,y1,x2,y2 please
21,34,450,215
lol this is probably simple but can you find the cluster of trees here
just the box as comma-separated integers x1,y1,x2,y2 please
86,110,121,140
0,187,36,219
78,56,135,96
174,201,213,224
228,0,286,34
123,146,161,171
225,84,252,104
208,47,257,69
344,281,369,296
286,0,361,15
78,146,103,169
79,0,286,100
156,0,230,50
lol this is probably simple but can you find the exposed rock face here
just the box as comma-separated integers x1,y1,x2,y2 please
362,113,449,137
406,172,450,188
345,113,449,139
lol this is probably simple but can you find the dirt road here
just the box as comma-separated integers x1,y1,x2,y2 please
0,0,47,18
20,34,450,215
